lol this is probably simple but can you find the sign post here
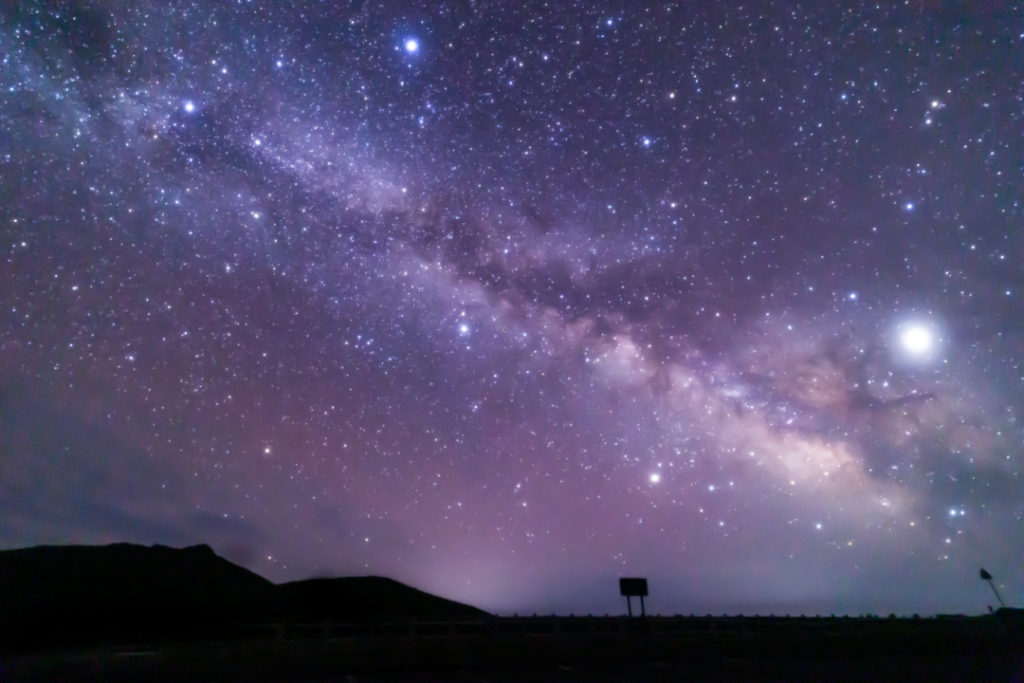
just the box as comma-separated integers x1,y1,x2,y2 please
619,577,648,618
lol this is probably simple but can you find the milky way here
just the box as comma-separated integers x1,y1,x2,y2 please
2,3,1023,616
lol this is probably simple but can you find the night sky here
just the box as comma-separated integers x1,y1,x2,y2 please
2,2,1023,617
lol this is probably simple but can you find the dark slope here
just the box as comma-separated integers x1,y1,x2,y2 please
0,543,276,643
0,543,489,649
277,576,490,621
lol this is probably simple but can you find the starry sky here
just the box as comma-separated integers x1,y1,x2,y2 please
2,2,1023,617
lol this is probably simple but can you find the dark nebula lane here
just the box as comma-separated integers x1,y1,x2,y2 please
1,2,1022,616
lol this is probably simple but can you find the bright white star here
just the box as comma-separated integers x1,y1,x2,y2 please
649,472,661,484
405,38,419,54
900,324,933,355
889,316,943,365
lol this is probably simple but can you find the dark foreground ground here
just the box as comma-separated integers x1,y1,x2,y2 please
3,615,1023,682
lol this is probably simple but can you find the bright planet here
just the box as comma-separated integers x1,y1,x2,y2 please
900,324,934,355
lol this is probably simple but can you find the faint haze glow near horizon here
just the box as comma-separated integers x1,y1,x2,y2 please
1,3,1022,616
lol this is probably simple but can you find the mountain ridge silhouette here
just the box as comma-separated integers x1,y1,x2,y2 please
0,541,490,646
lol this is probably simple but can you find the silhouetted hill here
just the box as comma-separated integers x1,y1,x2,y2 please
0,542,488,649
276,576,490,621
0,543,275,626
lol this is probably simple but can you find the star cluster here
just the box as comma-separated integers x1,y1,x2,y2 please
2,2,1022,616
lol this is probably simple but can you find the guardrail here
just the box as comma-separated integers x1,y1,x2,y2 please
218,614,1004,643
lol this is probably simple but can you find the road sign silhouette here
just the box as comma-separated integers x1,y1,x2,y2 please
619,578,648,617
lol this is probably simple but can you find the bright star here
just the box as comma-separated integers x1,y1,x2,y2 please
900,324,933,355
458,323,470,336
649,472,661,484
405,38,419,54
183,100,196,113
889,317,943,365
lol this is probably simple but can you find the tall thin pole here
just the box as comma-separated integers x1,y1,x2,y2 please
985,578,1006,608
980,568,1006,608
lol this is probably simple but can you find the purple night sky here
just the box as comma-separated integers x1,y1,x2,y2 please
2,2,1022,616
